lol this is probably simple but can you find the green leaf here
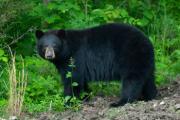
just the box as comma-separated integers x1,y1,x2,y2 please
0,49,4,56
68,64,76,68
45,15,60,24
66,72,72,78
92,9,104,15
137,18,149,26
1,57,8,62
72,82,78,87
143,11,153,19
120,9,128,17
47,3,57,10
65,96,71,102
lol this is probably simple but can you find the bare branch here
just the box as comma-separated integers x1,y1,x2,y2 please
3,27,34,49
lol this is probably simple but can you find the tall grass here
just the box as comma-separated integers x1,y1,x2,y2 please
7,52,27,118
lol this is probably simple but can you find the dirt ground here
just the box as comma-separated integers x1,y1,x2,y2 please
35,77,180,120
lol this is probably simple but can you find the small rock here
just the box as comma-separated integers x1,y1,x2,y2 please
153,103,158,107
0,117,6,120
163,97,168,100
173,94,178,97
9,116,17,120
160,101,165,105
98,111,104,116
175,104,180,110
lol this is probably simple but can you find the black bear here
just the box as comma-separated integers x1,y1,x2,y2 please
35,23,157,107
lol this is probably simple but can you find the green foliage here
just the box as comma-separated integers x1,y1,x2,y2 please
0,49,8,63
0,67,8,99
31,0,87,29
26,95,66,113
90,82,121,96
0,0,40,56
0,99,7,117
90,5,145,26
21,56,61,103
152,35,180,85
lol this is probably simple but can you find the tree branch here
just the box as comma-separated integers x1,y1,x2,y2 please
3,27,34,49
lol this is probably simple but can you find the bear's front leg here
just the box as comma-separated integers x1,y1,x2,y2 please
61,76,79,98
63,78,74,97
61,70,85,98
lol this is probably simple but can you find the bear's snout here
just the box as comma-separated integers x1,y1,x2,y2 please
45,46,55,59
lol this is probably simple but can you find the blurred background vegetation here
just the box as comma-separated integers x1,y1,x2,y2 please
0,0,179,116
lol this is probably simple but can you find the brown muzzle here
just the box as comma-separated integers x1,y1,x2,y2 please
45,47,55,59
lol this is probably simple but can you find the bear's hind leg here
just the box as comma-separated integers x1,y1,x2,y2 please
142,75,157,101
110,74,144,107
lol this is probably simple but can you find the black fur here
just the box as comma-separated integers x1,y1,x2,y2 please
35,23,157,107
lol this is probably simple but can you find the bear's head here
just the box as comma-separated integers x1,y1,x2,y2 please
35,30,66,60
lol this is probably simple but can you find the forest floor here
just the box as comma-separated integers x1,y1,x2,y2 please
32,76,180,120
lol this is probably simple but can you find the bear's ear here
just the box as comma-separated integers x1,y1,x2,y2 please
56,30,66,38
35,30,44,39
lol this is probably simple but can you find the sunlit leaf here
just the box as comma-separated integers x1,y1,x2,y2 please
0,49,4,56
72,82,78,87
66,72,72,78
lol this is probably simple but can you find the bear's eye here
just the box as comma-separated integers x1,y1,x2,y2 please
43,47,46,51
53,44,59,49
38,45,45,52
43,45,49,51
52,44,57,47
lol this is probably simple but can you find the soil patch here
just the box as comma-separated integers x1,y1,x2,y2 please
33,77,180,120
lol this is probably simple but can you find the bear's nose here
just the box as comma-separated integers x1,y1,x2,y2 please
45,47,55,59
45,55,54,59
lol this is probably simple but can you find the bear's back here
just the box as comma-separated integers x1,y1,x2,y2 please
79,23,150,50
67,23,154,81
